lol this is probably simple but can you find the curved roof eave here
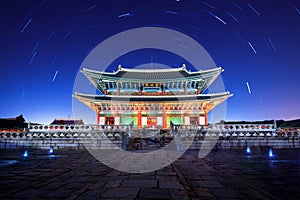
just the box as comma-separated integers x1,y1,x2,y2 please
81,66,223,82
81,65,223,76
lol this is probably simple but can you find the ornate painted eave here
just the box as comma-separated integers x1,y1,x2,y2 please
73,92,232,113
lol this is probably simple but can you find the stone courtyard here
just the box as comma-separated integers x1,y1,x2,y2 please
0,148,299,199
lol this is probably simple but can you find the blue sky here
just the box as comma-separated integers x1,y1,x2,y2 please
0,0,299,123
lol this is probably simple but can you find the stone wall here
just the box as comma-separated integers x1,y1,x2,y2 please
1,137,299,150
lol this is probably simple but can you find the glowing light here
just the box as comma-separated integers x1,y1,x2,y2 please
268,149,274,158
23,150,28,158
49,147,54,154
246,146,251,154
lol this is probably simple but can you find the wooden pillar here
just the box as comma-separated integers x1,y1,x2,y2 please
197,88,200,95
204,111,208,125
138,111,142,128
97,111,100,125
162,108,167,129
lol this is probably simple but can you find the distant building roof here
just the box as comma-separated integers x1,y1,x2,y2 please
0,114,26,129
50,118,84,125
279,119,300,128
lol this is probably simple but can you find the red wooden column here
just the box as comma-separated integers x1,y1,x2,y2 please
97,110,100,124
162,107,167,129
137,110,142,128
204,111,208,125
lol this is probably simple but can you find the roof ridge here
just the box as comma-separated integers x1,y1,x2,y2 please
82,64,222,75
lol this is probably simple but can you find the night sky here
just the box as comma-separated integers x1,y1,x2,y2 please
1,0,299,124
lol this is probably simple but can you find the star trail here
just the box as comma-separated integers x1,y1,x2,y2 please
118,13,134,18
248,42,257,54
209,12,227,25
165,10,178,15
21,18,32,33
226,11,239,22
29,52,37,65
246,82,251,94
52,70,58,82
294,6,300,15
247,3,260,16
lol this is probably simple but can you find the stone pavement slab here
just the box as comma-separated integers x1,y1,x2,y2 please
121,179,157,188
101,187,139,198
159,180,184,189
138,188,170,199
